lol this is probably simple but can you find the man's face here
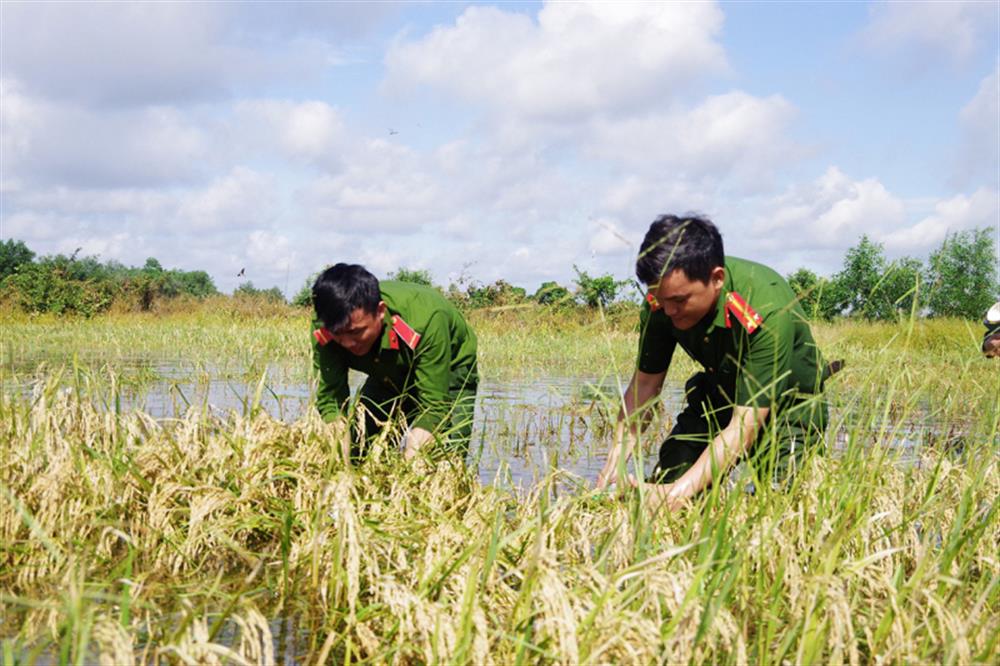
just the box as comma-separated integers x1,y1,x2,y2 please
985,333,1000,358
330,302,387,356
651,267,725,331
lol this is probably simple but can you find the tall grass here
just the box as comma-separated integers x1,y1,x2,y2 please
1,357,997,663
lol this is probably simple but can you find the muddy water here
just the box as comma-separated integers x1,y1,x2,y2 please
7,357,965,488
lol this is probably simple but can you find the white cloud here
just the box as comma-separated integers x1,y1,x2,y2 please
860,1,998,65
585,91,799,186
753,167,907,248
246,230,295,267
385,1,727,122
300,140,444,232
0,2,390,107
879,188,1000,252
178,168,278,232
589,218,632,256
954,66,1000,188
1,80,209,188
233,100,347,167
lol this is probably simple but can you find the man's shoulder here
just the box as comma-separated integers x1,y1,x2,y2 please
725,256,785,285
726,257,796,317
381,281,465,328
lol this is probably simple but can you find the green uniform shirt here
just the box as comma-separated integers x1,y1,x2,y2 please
312,281,478,432
638,257,826,411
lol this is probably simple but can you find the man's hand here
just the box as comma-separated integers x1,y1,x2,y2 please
403,426,435,461
595,370,665,490
984,332,1000,358
627,475,691,513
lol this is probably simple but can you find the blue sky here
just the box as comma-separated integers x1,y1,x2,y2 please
2,1,997,296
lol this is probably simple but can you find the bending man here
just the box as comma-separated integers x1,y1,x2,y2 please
596,215,831,510
983,302,1000,358
311,264,478,462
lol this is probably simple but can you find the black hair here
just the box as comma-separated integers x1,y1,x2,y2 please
312,263,381,331
636,214,725,285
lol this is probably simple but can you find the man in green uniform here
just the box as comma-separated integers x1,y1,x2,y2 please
983,302,1000,357
311,263,478,462
595,214,830,511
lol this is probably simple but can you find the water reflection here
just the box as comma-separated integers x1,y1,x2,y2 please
3,359,972,488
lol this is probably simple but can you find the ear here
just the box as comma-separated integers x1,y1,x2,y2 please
376,301,388,319
710,266,725,288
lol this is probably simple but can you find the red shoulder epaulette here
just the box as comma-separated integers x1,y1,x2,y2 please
313,327,334,346
646,292,662,312
724,292,762,334
390,315,420,351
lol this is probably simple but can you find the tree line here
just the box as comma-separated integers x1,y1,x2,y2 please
785,229,996,320
1,227,996,319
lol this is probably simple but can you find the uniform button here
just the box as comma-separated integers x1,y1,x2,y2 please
708,367,714,373
703,336,709,344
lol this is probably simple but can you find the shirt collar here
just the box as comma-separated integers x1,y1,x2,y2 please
706,267,734,333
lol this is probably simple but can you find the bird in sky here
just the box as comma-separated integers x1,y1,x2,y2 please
237,268,245,277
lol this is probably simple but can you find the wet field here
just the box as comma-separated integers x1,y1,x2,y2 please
3,315,997,664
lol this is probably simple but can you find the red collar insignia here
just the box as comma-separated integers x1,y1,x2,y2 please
646,292,662,312
391,315,420,350
313,327,334,346
724,292,762,334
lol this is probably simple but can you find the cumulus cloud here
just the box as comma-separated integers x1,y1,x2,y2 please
1,80,210,188
585,91,799,186
178,168,278,232
0,2,390,107
299,139,445,232
860,1,999,66
385,1,727,122
954,66,1000,188
879,187,1000,252
753,167,907,249
232,99,348,168
589,218,633,256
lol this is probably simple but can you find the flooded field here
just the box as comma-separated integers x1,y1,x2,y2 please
2,314,997,664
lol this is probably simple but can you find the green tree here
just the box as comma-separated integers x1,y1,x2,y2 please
925,228,998,318
573,266,626,308
465,279,527,308
786,268,843,320
532,280,572,305
388,267,434,287
174,270,217,298
234,281,286,303
1,262,114,316
835,235,898,320
880,256,924,316
0,239,35,280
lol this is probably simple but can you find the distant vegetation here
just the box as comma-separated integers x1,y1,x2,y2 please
2,227,997,319
786,229,997,321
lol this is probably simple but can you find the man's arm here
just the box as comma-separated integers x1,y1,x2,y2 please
404,427,435,461
637,404,769,511
312,328,350,422
406,313,453,459
595,369,666,490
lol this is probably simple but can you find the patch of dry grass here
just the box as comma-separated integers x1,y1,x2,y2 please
2,372,997,664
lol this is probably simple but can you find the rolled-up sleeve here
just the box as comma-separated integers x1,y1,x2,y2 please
409,312,453,432
637,301,676,374
735,311,793,408
312,334,350,422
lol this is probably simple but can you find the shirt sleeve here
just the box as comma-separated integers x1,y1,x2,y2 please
637,300,676,374
734,309,793,408
409,312,453,432
312,330,350,422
